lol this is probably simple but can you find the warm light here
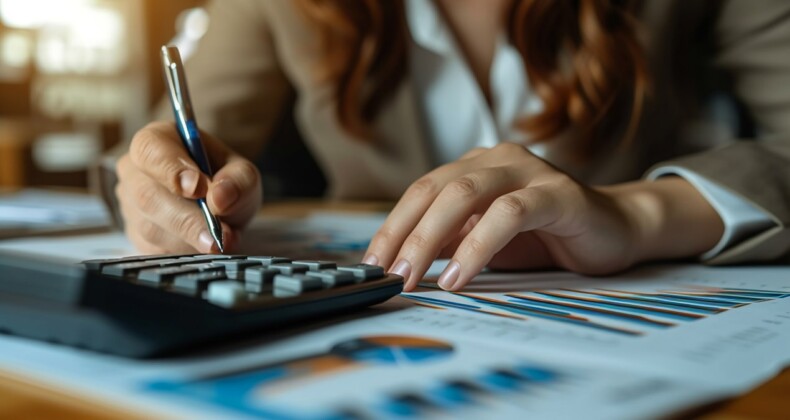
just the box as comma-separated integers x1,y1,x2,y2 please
0,0,91,29
0,30,32,68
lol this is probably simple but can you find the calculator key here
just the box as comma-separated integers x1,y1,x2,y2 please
181,262,227,272
269,263,309,275
245,281,271,294
211,260,263,271
305,269,355,287
337,264,385,281
246,256,291,266
207,281,246,307
292,260,337,271
101,259,182,277
274,274,324,293
178,254,242,262
245,267,278,285
172,271,228,294
138,266,199,284
83,254,183,271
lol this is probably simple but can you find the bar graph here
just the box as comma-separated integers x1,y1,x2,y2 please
402,284,790,338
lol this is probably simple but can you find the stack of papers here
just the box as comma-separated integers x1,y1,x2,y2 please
0,212,789,419
0,189,111,236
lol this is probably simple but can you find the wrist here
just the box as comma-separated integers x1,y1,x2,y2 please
599,177,724,264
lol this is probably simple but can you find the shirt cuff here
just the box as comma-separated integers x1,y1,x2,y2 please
646,166,776,260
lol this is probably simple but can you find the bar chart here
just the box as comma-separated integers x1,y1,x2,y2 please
403,285,790,337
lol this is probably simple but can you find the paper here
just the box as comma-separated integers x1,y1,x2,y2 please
0,189,110,228
0,211,386,264
0,301,722,420
1,211,790,418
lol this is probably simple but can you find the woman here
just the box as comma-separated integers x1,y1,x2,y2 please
114,0,790,292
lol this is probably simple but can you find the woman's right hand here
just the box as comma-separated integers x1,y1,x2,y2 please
115,121,262,254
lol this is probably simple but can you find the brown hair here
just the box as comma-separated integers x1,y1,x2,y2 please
296,0,649,153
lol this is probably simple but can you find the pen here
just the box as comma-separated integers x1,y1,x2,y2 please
160,45,225,253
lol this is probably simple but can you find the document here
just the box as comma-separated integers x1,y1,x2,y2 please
0,189,111,237
1,212,789,418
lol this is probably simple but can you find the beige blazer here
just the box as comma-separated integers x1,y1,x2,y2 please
133,0,790,265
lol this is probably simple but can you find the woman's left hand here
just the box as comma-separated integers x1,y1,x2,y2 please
366,141,726,292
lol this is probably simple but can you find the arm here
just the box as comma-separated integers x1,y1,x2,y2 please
644,0,790,264
112,0,290,254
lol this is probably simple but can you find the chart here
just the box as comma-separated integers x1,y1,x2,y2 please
403,284,790,337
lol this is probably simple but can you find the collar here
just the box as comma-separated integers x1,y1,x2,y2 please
405,0,454,55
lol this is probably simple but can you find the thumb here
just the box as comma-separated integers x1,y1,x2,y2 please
207,155,262,228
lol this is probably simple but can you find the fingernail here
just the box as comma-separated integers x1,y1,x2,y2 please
198,231,214,254
362,254,378,266
213,179,239,211
438,261,461,290
179,170,199,196
390,259,412,281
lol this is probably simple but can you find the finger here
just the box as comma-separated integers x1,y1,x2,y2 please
124,168,221,254
436,214,482,259
438,187,561,291
122,202,194,254
395,167,522,292
207,154,262,227
364,159,484,271
128,122,225,199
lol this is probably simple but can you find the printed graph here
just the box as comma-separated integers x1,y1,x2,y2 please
145,335,566,419
403,285,790,337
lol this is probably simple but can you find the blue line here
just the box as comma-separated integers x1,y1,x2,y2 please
651,293,745,307
460,295,571,317
506,298,671,329
587,294,720,314
533,293,699,321
403,295,481,310
461,298,641,336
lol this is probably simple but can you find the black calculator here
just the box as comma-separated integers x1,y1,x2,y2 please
0,252,403,358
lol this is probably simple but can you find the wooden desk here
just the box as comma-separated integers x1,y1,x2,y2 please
0,119,32,188
0,200,788,419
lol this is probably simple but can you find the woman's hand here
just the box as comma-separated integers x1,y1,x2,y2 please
363,143,724,292
115,121,262,254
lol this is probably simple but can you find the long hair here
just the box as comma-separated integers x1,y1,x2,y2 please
296,0,649,153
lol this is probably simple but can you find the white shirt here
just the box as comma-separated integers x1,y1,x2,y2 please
404,0,774,260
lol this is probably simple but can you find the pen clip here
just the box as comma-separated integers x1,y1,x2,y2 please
161,46,195,122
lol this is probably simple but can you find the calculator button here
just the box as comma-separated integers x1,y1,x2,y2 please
83,254,182,271
292,260,337,271
211,260,262,279
181,262,227,272
246,256,291,266
269,263,309,275
101,259,182,277
138,266,199,284
179,255,242,262
245,281,271,294
274,274,324,293
207,281,246,307
305,269,355,287
172,271,227,294
337,264,385,281
244,266,280,293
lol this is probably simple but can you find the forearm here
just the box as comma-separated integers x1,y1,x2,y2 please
600,177,725,264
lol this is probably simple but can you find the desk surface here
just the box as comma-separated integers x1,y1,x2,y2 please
0,200,788,419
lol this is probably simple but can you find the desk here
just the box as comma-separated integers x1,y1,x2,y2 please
0,200,788,419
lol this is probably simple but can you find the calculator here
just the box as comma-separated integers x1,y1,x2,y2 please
0,252,403,358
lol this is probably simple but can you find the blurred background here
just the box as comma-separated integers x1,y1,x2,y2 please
0,0,205,190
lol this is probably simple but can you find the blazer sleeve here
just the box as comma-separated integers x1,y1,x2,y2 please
155,0,292,159
93,0,290,226
647,0,790,264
